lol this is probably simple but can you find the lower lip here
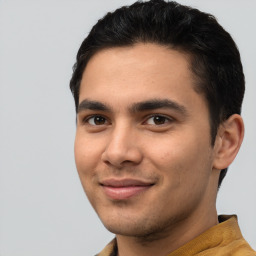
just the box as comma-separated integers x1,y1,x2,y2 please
102,185,152,200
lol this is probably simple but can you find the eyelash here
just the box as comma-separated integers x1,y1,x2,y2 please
82,114,173,126
82,115,110,126
144,114,173,126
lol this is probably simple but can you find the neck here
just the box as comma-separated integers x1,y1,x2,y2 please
116,203,218,256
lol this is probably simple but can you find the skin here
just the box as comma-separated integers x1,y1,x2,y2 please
74,43,244,256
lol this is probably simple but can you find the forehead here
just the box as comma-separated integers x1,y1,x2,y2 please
82,43,192,83
79,43,205,111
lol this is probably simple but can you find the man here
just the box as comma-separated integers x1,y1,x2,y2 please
70,0,255,255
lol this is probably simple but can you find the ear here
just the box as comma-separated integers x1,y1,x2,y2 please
213,114,244,170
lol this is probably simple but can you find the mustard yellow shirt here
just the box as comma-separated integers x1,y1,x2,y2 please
96,215,255,256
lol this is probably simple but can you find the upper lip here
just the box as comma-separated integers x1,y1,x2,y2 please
100,178,154,187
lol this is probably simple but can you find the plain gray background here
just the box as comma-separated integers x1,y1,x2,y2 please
0,0,255,255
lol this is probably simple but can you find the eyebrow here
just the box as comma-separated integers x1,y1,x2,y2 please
77,98,188,116
78,99,111,113
130,99,188,115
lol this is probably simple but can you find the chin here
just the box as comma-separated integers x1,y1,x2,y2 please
105,224,152,238
100,215,140,236
103,220,176,243
100,212,175,239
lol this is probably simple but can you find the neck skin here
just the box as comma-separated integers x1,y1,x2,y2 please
116,171,219,256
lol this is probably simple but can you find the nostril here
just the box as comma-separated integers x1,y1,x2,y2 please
101,145,143,168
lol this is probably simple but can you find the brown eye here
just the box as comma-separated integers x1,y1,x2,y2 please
88,115,107,125
153,116,167,125
145,115,171,125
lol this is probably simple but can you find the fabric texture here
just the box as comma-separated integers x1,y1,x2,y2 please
96,215,255,256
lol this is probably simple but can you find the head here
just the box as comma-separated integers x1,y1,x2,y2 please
70,0,245,242
70,0,245,188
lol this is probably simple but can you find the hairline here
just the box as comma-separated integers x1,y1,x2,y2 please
77,42,216,143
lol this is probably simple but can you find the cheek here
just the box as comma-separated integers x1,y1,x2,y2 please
147,132,212,182
148,137,213,214
74,135,102,203
74,134,101,179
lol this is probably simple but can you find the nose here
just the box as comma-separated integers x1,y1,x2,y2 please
101,125,143,168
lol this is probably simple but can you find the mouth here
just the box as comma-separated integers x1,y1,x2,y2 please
100,178,154,200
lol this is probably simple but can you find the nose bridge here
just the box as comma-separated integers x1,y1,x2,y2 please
111,122,131,148
101,121,142,167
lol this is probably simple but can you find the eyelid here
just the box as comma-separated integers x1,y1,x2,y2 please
79,113,174,127
143,114,174,125
81,114,110,125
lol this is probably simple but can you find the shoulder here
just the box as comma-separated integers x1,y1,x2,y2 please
199,238,256,256
95,239,117,256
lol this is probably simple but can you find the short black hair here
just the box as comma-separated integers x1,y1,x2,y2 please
70,0,245,187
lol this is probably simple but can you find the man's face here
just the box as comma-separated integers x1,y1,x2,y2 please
75,43,219,238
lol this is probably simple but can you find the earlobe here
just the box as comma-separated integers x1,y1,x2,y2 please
213,114,244,170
